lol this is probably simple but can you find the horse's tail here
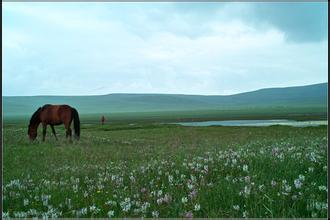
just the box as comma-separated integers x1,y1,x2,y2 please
71,108,80,140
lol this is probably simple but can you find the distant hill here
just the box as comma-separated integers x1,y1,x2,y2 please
3,82,328,121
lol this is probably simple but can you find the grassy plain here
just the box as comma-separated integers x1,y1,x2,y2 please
2,121,328,218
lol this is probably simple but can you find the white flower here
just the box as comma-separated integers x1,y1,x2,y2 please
157,198,163,205
318,185,327,192
271,180,277,187
233,205,240,210
285,185,292,192
194,203,201,211
243,165,248,172
2,212,9,219
24,198,29,206
294,179,302,189
80,208,88,215
181,197,188,204
187,183,194,190
244,186,251,196
152,211,159,218
168,175,173,183
308,167,314,173
298,175,305,181
120,198,131,212
107,210,114,218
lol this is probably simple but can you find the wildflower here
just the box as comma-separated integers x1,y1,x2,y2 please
308,167,314,173
80,208,88,216
73,184,78,193
181,197,188,204
315,202,322,210
243,210,248,218
184,211,193,218
152,211,159,218
107,210,114,218
120,198,131,212
157,198,163,205
243,165,248,172
244,186,251,197
204,165,209,173
140,187,147,193
194,203,201,211
298,175,305,181
272,147,279,156
66,198,72,209
294,179,302,189
24,198,29,206
285,185,292,193
141,202,150,213
168,175,173,183
309,152,317,162
187,182,194,190
2,212,9,219
163,194,172,204
189,189,197,199
318,185,327,192
27,209,37,216
233,205,240,210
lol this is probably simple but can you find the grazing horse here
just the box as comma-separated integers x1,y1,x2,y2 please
28,104,80,141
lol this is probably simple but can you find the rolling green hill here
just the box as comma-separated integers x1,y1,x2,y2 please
3,82,327,122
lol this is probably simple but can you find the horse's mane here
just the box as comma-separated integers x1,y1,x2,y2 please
29,104,51,126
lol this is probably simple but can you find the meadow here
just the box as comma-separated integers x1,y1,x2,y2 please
2,122,328,218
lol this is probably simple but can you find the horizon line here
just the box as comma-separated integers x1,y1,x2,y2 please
3,81,327,97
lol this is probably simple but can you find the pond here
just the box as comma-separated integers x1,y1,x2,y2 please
172,119,328,127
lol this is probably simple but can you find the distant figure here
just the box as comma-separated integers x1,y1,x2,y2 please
101,115,105,125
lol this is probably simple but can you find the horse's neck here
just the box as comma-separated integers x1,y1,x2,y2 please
31,121,41,129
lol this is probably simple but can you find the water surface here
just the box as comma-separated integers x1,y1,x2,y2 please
173,119,327,127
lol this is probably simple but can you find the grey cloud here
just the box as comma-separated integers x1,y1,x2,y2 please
249,3,328,42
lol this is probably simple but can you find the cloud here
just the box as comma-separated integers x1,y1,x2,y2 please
2,2,328,96
250,2,328,43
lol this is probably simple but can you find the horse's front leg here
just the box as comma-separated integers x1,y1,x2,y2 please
42,123,47,142
50,125,58,141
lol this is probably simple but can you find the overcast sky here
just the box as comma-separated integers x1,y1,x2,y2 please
3,2,328,96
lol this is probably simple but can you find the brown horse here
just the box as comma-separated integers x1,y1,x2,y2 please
28,104,80,141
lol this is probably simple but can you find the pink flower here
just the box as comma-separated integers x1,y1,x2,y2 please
163,194,172,204
189,189,197,199
184,211,193,218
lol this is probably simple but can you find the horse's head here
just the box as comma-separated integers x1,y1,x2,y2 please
28,125,37,141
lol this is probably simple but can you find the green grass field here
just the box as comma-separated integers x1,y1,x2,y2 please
2,122,327,218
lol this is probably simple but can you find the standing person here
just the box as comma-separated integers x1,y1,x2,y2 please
101,115,105,125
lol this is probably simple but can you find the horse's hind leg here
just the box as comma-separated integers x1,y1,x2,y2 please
64,122,72,143
42,123,47,142
50,125,58,140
